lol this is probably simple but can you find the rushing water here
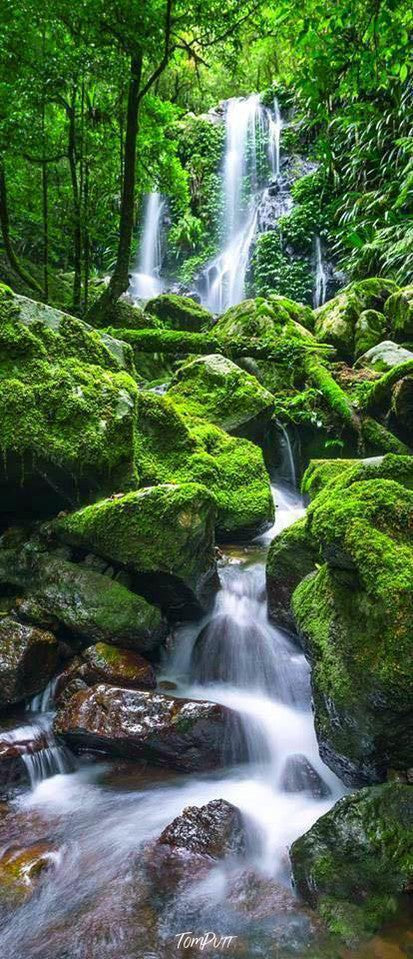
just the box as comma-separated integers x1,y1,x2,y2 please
199,95,287,313
130,191,165,301
313,236,327,308
0,432,354,958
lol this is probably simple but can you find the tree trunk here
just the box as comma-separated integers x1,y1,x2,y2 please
67,89,82,313
87,55,142,323
83,160,90,312
0,159,44,297
108,54,142,301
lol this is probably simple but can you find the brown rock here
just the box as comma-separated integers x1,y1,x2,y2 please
0,617,58,707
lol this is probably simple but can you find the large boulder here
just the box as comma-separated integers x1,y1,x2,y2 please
167,354,274,438
54,685,245,771
356,339,413,372
290,783,413,946
144,294,212,331
292,479,413,784
0,618,58,708
135,392,274,540
215,296,314,344
147,799,247,893
18,554,167,654
266,517,319,632
54,483,218,617
314,278,399,359
301,453,413,502
354,309,386,358
384,285,413,342
391,375,413,437
0,284,139,517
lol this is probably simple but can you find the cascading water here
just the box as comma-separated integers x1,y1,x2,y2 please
129,191,165,302
313,235,327,308
199,95,286,313
0,443,346,958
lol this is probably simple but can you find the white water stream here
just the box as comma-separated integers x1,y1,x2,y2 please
313,235,327,308
0,433,345,958
129,191,165,301
199,95,286,313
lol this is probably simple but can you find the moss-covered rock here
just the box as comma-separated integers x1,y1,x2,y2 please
0,617,58,707
0,285,139,517
215,296,314,345
293,479,413,784
135,391,274,540
266,517,319,631
167,354,274,437
79,642,157,690
384,285,413,342
301,453,413,502
314,279,399,360
18,554,166,654
54,483,218,618
290,783,413,946
355,339,413,372
144,294,212,331
354,309,387,358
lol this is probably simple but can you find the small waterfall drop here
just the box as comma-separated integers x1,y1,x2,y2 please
130,191,165,302
313,235,327,308
20,679,75,787
268,96,282,178
199,95,283,314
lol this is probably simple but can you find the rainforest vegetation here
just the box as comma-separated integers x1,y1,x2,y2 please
0,2,412,958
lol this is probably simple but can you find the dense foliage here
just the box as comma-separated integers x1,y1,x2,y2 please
0,0,411,311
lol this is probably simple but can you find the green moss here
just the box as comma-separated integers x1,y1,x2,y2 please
97,299,160,331
302,453,413,501
315,278,399,359
144,294,213,331
290,783,413,946
363,358,413,413
134,391,274,540
0,285,140,514
167,354,273,434
354,309,387,358
361,416,410,455
292,478,413,780
384,285,413,341
266,516,319,630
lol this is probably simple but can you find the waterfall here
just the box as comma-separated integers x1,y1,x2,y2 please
130,191,165,302
199,95,283,314
268,97,282,178
313,235,327,308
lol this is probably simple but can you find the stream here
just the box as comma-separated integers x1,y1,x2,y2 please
0,463,351,959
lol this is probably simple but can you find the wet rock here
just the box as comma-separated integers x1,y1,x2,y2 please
54,684,245,771
384,284,413,341
144,293,212,332
81,643,156,690
147,799,247,893
134,390,274,542
293,477,413,785
279,754,331,798
355,339,413,372
391,375,413,438
354,309,387,358
0,841,57,906
55,644,156,701
314,278,398,360
266,517,318,632
0,284,139,518
0,724,49,789
290,783,413,947
20,554,167,654
54,483,218,618
167,354,274,439
0,617,58,708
